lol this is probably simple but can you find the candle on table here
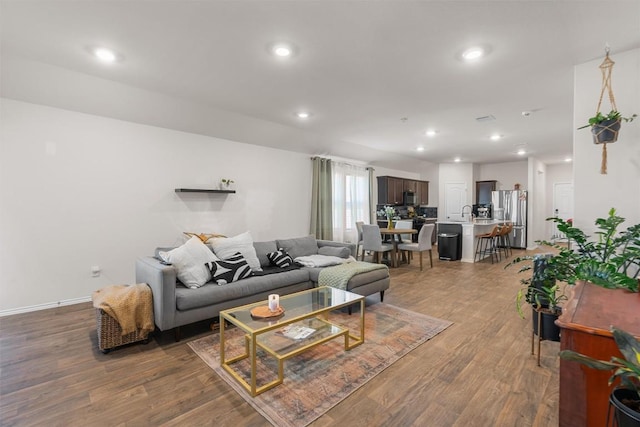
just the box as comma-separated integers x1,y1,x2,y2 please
268,294,279,312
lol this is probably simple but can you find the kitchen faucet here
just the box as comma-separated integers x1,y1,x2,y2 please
461,205,473,220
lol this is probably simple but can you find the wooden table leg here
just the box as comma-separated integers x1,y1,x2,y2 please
391,240,398,268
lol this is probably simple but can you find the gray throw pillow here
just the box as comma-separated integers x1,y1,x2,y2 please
253,240,278,268
318,246,351,259
276,235,318,259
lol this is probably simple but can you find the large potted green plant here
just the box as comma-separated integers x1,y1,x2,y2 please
507,209,640,343
509,208,639,292
512,254,566,341
559,327,640,425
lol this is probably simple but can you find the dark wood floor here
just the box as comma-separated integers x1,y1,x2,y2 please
0,248,559,426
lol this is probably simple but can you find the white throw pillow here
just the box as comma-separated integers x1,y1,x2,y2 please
208,231,262,271
159,236,219,288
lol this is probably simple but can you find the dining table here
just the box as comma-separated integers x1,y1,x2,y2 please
378,228,417,268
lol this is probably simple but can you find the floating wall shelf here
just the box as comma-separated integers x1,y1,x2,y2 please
175,188,236,194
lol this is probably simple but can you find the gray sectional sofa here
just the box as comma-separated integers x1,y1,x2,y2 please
135,235,390,339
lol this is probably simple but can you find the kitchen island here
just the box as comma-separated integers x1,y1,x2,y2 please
436,220,506,263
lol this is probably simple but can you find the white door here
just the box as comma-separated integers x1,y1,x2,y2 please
552,182,574,239
444,182,467,221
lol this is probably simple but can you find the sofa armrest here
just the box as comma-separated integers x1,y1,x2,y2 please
317,240,357,258
135,256,177,331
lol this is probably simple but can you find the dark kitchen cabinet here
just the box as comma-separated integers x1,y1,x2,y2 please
403,179,418,193
377,176,404,205
476,180,496,205
378,176,429,206
417,181,429,205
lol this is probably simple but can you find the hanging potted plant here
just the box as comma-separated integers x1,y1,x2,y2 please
578,110,637,144
578,49,637,174
559,327,640,425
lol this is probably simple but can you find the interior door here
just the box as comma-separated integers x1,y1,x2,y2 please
552,182,574,239
444,182,467,221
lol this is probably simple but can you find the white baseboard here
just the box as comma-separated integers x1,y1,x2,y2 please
0,296,91,317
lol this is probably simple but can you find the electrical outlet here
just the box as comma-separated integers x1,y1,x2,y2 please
91,265,101,277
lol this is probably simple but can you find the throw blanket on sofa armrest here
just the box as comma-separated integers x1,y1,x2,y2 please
294,254,353,268
92,283,154,336
318,261,388,291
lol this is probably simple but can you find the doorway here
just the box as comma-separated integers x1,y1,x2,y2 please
444,182,467,221
552,182,574,240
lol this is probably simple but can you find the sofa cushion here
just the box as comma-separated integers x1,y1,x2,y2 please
158,237,218,289
317,246,351,259
305,265,389,289
253,240,278,268
207,252,253,285
208,231,261,271
276,235,318,259
175,269,311,311
267,249,294,268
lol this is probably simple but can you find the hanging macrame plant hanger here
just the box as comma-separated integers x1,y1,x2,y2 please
592,48,618,174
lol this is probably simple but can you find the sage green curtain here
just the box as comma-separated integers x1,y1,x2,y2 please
367,167,375,223
310,157,333,240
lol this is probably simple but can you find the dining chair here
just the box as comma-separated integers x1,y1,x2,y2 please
394,220,414,263
361,224,394,264
397,223,435,271
355,221,365,261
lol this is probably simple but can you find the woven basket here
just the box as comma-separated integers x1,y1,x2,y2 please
95,309,149,353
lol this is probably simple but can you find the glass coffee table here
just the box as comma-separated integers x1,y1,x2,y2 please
219,286,365,396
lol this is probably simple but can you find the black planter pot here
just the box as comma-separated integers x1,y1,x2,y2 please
609,388,640,427
531,307,561,342
592,118,621,144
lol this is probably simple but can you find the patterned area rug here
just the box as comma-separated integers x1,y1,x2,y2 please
188,303,452,427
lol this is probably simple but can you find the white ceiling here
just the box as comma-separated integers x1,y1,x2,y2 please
1,1,639,171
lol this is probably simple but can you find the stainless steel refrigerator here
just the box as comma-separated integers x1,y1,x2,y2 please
492,190,528,249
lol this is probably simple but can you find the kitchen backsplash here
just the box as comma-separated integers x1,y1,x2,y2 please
419,207,438,218
376,205,438,218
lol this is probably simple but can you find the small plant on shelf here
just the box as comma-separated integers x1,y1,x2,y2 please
220,178,234,189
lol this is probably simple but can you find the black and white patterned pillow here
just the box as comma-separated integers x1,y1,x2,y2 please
206,252,253,285
267,249,294,268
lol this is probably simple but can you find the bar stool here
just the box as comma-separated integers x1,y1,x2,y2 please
498,222,513,258
474,226,501,263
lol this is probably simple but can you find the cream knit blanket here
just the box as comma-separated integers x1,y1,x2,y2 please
92,283,154,336
318,261,388,291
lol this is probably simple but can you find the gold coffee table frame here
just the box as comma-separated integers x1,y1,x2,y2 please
219,286,365,396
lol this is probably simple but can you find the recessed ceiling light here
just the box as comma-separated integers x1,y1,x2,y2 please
295,111,311,119
271,43,295,58
462,47,484,61
417,146,425,152
94,47,117,63
564,157,573,162
454,157,461,163
425,130,437,137
517,149,527,155
490,134,502,141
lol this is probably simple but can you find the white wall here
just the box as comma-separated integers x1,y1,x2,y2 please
476,161,528,192
573,48,640,232
0,99,313,313
527,158,547,249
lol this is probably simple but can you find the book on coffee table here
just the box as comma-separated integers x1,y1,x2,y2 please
278,324,315,340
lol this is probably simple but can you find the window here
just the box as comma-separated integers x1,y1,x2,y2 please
332,163,370,243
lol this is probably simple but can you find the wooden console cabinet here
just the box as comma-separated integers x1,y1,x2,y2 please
556,282,640,427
